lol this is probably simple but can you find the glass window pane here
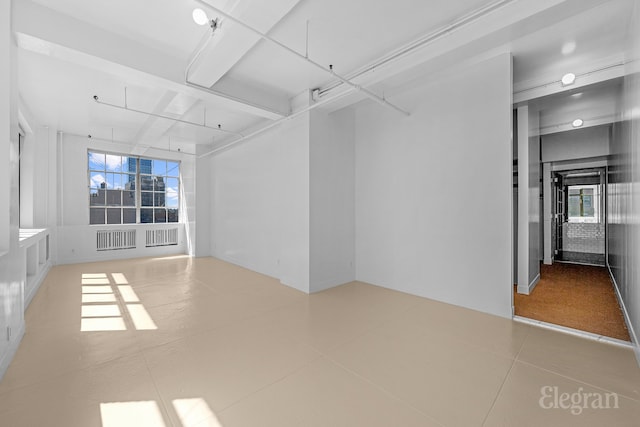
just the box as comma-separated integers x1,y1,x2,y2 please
90,189,105,206
141,191,153,207
140,208,153,224
105,154,122,172
123,209,136,224
89,152,105,171
154,193,165,207
123,190,136,207
154,209,167,223
166,178,179,208
141,175,154,191
122,156,136,173
139,158,152,175
90,172,106,189
166,161,179,177
154,176,165,192
106,208,121,224
124,174,136,190
153,159,166,175
106,190,122,206
90,208,105,224
168,209,179,223
105,173,116,189
113,174,124,190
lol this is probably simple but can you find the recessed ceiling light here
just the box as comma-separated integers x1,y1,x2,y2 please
192,8,208,26
562,41,577,55
572,118,584,128
562,73,576,86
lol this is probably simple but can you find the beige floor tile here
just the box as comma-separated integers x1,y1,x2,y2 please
517,326,640,401
327,325,514,427
484,361,640,427
0,327,142,392
218,358,441,427
142,319,322,421
375,297,531,359
240,281,419,353
0,354,170,427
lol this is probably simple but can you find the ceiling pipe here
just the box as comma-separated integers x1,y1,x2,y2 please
93,95,243,137
318,0,517,98
193,0,410,117
65,132,196,156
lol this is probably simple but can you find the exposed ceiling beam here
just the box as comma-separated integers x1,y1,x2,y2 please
187,0,302,88
13,0,289,120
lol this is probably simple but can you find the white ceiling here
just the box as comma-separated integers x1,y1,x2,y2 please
15,0,636,153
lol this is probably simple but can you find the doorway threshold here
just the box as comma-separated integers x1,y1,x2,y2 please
513,315,633,348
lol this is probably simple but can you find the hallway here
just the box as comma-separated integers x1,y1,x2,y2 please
514,263,630,341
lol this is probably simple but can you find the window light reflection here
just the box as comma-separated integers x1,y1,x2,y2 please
117,285,140,302
81,272,158,332
126,304,157,330
81,304,121,318
82,294,117,303
111,273,129,285
100,401,166,427
173,398,223,427
81,317,127,332
82,285,113,294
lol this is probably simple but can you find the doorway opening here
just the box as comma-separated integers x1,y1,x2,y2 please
553,168,605,266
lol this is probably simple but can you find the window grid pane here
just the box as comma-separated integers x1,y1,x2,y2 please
89,151,180,225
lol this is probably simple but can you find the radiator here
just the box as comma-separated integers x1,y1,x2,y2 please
146,228,178,247
96,229,136,251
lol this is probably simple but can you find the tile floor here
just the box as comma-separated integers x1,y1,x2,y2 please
0,256,639,426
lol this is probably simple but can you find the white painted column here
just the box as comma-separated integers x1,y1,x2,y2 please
543,162,553,264
195,145,212,257
517,105,541,294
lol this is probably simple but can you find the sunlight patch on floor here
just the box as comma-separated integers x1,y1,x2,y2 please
81,273,157,332
173,398,223,427
100,401,166,427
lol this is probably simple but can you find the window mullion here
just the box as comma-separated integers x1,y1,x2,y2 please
136,158,141,224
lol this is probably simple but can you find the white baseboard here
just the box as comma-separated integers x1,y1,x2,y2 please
517,272,540,295
0,323,25,383
607,264,640,367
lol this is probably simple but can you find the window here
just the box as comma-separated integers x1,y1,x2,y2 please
567,185,600,223
88,151,180,225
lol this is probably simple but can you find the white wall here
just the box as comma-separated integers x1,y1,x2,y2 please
517,105,541,294
608,0,640,365
541,125,610,163
56,133,195,264
0,0,27,380
210,115,311,292
355,53,513,318
309,108,356,292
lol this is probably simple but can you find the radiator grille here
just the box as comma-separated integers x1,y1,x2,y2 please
96,230,136,251
146,228,178,247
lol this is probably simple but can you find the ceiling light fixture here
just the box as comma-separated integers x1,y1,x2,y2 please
192,8,208,26
561,73,576,86
572,118,584,128
561,41,576,55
